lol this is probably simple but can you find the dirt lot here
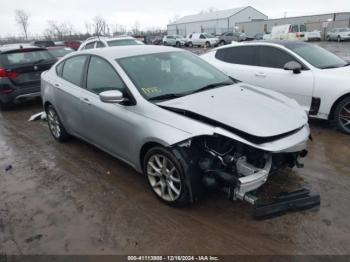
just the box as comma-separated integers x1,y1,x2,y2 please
0,42,350,255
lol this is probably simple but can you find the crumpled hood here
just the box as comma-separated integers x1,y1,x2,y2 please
157,84,308,138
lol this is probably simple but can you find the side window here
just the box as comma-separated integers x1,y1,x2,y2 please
62,56,87,86
86,56,125,94
291,25,299,33
96,41,105,48
200,34,206,39
215,46,258,66
227,33,233,36
56,62,64,76
258,46,296,69
84,42,95,50
189,34,192,39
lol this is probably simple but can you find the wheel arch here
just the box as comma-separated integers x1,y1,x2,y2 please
139,141,167,171
329,93,350,120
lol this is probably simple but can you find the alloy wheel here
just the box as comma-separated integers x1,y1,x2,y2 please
147,154,182,202
339,102,350,133
47,108,61,139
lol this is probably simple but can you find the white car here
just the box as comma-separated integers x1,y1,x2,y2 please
78,36,144,51
162,35,186,47
326,28,350,42
305,30,321,41
187,33,219,48
201,41,350,134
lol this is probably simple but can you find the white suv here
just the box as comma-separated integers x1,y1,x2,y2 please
187,33,219,48
78,36,144,51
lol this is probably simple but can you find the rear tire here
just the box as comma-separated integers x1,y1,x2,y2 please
176,41,181,47
327,35,331,41
333,97,350,134
205,41,211,48
338,36,342,42
219,40,226,46
143,146,192,207
46,105,70,142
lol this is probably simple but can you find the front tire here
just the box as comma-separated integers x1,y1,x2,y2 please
46,105,70,142
143,146,191,206
205,41,211,48
338,36,342,42
188,41,193,48
334,97,350,134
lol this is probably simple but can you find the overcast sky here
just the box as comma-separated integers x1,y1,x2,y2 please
1,0,350,37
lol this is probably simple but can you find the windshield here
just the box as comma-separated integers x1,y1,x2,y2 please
288,44,347,69
108,39,143,46
118,51,233,100
48,48,74,58
2,50,54,66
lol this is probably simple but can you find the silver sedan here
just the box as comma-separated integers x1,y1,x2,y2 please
41,46,310,207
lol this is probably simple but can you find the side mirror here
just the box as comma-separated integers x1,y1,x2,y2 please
99,90,124,104
284,61,302,74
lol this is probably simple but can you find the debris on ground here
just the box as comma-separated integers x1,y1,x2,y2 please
25,234,43,243
28,112,47,122
5,165,12,172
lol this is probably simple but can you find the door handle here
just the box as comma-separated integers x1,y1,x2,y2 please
54,83,61,89
255,72,267,77
80,97,91,105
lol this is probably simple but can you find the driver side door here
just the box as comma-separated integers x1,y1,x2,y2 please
79,56,138,160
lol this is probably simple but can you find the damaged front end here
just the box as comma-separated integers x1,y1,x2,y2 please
173,134,308,205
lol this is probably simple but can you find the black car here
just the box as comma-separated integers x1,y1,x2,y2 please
0,45,57,110
30,40,55,48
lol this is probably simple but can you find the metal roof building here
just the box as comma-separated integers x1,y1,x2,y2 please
167,6,268,36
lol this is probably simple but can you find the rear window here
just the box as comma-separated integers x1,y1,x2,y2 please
107,39,143,46
1,50,54,66
48,48,74,58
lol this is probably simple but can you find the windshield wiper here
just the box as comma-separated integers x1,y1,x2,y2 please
190,80,233,95
148,93,185,101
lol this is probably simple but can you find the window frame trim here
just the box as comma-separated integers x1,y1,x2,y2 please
83,54,136,105
59,54,89,87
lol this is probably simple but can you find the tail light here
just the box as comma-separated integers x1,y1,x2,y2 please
0,68,19,79
0,88,15,94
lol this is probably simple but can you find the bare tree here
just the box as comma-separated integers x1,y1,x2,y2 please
93,16,107,36
44,21,75,40
199,7,218,14
169,14,180,24
131,21,141,35
15,9,30,40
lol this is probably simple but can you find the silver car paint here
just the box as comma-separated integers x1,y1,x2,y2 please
41,46,309,173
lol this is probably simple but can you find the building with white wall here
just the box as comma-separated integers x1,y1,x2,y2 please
167,6,268,36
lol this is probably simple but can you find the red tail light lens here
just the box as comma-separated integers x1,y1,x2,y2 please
0,68,18,79
0,88,15,94
0,68,7,77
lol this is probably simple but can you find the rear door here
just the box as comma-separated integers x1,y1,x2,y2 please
54,55,88,135
213,45,260,83
1,48,56,88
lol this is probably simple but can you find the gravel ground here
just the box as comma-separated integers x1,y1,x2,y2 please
0,41,350,256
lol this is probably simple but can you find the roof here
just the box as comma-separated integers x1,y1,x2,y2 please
212,40,309,51
169,6,249,25
76,45,182,60
0,45,44,53
83,36,135,44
